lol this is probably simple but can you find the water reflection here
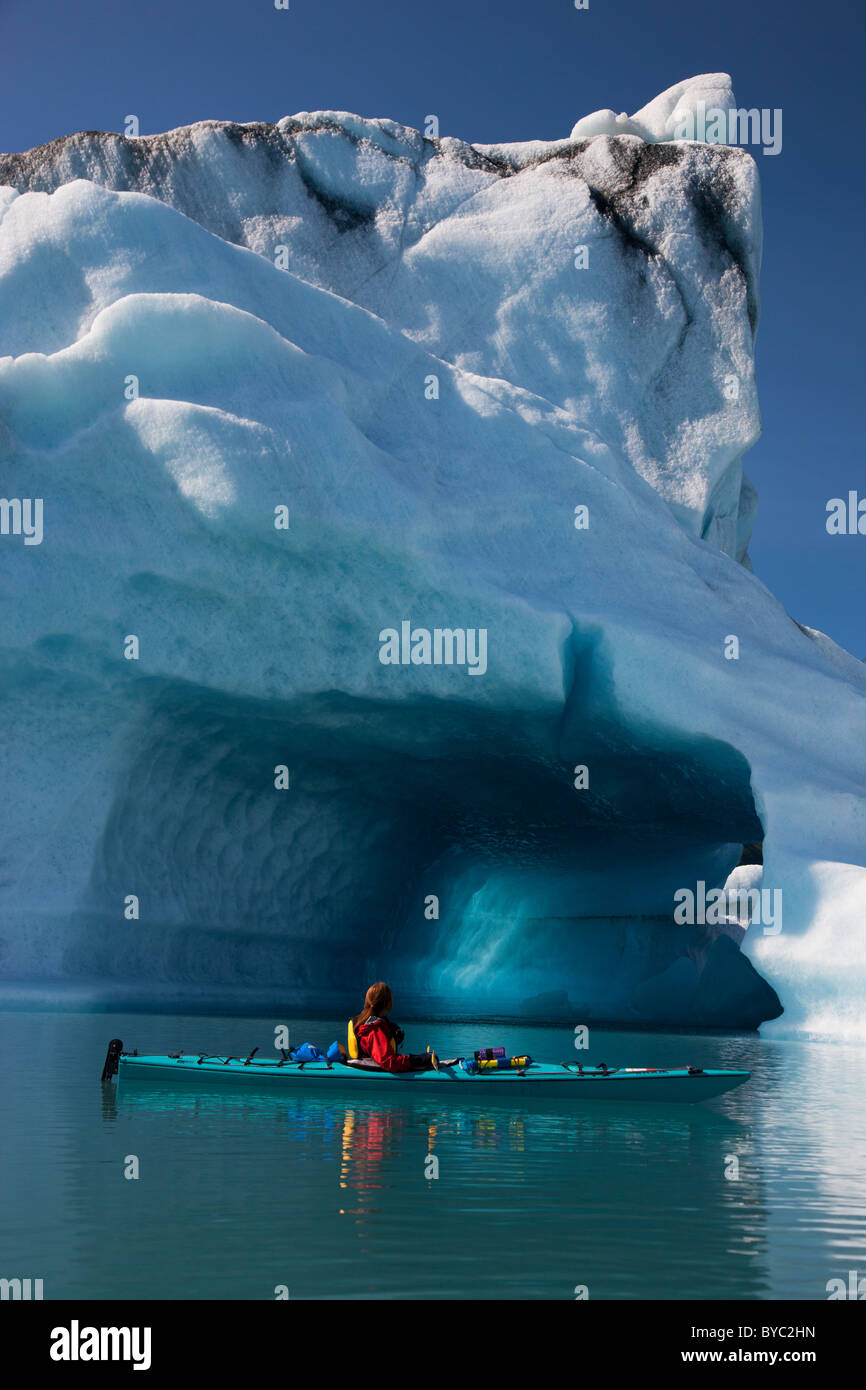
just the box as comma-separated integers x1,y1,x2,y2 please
113,1080,764,1291
4,1010,861,1298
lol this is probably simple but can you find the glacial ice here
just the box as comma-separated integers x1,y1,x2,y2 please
571,73,737,142
0,78,864,1033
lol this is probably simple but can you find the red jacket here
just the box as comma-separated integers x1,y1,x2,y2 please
354,1016,416,1073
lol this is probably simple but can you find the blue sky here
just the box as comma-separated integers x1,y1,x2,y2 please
2,0,863,652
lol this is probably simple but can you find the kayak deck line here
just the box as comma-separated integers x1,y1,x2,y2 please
104,1040,750,1103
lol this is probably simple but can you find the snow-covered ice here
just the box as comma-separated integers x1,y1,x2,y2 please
572,72,737,142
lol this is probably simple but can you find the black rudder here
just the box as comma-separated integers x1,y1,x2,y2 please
101,1037,123,1081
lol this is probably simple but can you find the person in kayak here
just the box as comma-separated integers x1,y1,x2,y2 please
349,982,439,1072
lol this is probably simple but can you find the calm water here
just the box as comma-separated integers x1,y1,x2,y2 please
0,1009,863,1300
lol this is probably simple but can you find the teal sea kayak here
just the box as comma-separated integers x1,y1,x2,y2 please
106,1043,749,1103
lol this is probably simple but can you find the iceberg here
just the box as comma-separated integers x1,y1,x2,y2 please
0,78,863,1033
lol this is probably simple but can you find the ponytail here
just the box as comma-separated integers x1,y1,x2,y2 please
352,981,393,1029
